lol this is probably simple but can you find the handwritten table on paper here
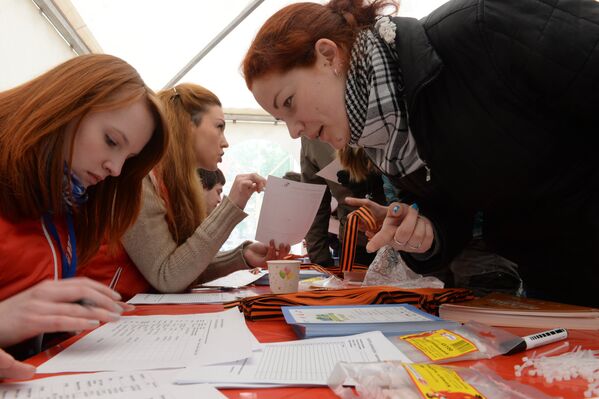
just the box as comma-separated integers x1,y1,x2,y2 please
36,308,252,373
0,370,226,399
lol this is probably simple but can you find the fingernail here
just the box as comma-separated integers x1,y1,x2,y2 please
411,203,419,210
112,291,122,301
87,320,100,327
113,304,124,313
108,312,121,321
392,205,400,214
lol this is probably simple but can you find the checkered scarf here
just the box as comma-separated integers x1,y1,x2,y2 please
345,25,424,177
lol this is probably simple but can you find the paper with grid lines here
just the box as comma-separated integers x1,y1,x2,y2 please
175,331,410,386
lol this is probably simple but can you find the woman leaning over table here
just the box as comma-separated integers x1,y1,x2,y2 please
242,0,599,306
80,83,290,297
0,54,169,378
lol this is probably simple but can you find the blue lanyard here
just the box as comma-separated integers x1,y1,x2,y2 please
43,211,77,278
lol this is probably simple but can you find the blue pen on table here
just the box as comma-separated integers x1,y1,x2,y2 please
505,328,568,355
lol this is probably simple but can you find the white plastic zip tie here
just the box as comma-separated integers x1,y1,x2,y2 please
514,345,599,398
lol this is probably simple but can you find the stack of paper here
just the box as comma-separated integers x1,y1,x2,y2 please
282,304,458,338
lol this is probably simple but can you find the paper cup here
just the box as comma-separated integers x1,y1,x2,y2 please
267,260,301,294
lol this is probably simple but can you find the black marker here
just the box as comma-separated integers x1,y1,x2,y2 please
505,328,568,355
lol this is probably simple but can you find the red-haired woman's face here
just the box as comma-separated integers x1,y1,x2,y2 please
251,49,350,150
69,97,155,187
191,105,229,170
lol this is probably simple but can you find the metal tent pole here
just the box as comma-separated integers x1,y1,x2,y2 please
162,0,265,90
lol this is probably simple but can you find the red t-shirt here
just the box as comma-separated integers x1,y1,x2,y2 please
78,244,154,301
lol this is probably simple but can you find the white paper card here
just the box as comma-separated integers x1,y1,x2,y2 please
37,308,253,373
200,269,266,288
255,175,326,246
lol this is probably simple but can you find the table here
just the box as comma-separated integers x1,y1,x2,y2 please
26,304,599,399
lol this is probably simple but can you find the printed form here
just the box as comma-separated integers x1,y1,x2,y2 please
37,308,253,373
175,331,411,386
0,370,226,399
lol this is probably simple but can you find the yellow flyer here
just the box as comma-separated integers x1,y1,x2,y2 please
403,363,486,399
399,329,477,361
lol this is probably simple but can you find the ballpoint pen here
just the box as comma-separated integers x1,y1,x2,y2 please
109,266,123,291
74,266,123,308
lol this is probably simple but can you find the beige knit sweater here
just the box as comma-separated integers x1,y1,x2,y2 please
122,177,250,293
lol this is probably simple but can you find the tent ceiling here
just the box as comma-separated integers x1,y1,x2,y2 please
52,0,448,114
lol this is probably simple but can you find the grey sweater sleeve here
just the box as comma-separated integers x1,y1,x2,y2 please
122,177,248,292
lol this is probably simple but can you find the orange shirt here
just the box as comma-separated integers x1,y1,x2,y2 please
0,216,62,301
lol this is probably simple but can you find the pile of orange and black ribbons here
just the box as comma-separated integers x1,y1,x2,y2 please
224,286,473,321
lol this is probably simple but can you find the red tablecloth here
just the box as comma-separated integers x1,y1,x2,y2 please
25,304,599,399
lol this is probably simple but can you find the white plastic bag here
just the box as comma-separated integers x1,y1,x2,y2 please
390,321,524,364
363,245,444,289
328,361,555,399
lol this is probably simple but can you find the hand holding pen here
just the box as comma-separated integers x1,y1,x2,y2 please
0,277,126,349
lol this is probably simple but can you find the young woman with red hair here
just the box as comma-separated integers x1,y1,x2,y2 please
0,54,168,377
243,0,599,306
79,83,289,299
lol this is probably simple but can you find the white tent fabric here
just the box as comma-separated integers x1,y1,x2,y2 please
0,0,448,250
0,0,74,90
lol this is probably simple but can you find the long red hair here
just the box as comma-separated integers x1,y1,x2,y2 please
0,54,169,264
242,0,397,88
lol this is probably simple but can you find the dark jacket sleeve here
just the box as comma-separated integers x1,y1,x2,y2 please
402,200,474,274
300,138,335,265
481,0,599,132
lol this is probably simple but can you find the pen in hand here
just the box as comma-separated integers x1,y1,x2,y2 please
74,266,123,308
108,266,123,291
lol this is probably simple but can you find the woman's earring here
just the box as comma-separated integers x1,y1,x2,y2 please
334,68,339,77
